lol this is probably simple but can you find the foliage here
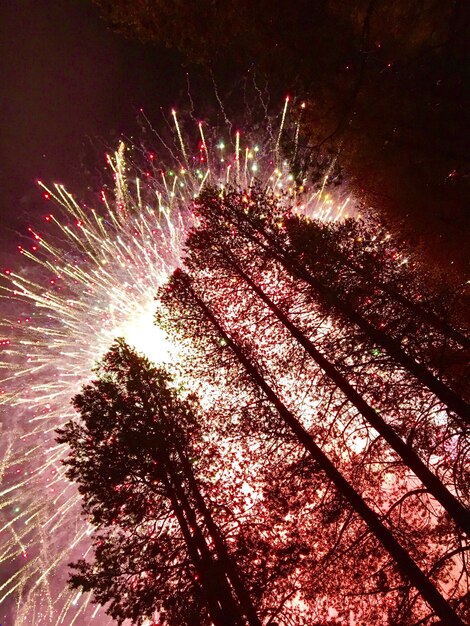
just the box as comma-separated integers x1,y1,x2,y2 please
59,186,470,624
57,340,266,625
156,186,469,624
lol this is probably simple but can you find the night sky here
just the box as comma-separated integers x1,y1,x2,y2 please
0,4,187,620
1,3,468,625
0,0,190,258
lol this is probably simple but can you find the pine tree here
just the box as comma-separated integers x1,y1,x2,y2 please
179,193,469,535
189,187,469,423
57,340,262,626
157,269,466,626
155,186,469,623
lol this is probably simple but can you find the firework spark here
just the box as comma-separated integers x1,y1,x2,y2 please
0,101,351,625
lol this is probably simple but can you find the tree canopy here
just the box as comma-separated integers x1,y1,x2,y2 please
156,186,469,624
58,340,265,625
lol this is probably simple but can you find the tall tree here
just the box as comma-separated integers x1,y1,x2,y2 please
189,188,470,423
57,340,262,626
179,188,469,534
157,269,467,625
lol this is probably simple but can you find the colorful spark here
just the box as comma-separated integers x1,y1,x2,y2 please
0,102,350,625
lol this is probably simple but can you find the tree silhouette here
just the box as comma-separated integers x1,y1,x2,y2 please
158,269,466,625
189,188,470,422
182,188,470,527
156,187,469,624
57,339,262,626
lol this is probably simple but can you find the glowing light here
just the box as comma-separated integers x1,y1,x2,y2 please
0,102,349,625
113,299,175,364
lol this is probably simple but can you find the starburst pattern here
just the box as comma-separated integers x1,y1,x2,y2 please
0,102,350,624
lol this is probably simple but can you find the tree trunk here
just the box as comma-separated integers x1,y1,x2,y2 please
292,256,470,422
225,254,470,535
139,382,246,625
176,272,465,626
161,453,245,625
175,440,263,626
160,472,232,626
236,218,470,424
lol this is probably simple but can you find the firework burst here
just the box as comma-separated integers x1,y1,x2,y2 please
0,100,351,625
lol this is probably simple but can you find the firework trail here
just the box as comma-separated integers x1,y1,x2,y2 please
0,99,349,625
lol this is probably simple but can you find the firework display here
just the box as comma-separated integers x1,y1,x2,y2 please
2,95,467,625
0,102,350,625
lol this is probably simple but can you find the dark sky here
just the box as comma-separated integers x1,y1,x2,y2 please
0,0,191,256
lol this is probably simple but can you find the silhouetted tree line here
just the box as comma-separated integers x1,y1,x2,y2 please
59,186,469,624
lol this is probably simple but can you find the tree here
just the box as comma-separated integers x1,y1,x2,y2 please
154,186,469,622
57,339,262,626
157,268,467,625
182,185,469,519
188,187,470,423
286,215,470,354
